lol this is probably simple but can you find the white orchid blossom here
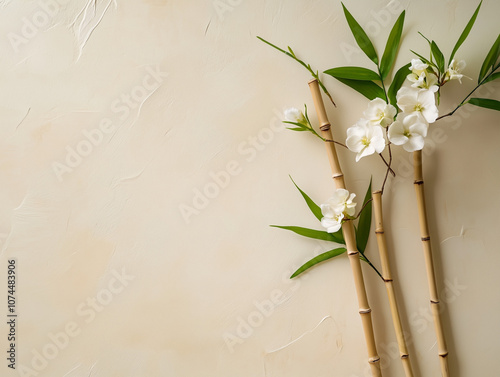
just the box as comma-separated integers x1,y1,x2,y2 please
388,113,429,152
284,107,306,124
346,119,386,162
409,59,428,75
320,212,344,233
407,58,439,91
363,98,397,127
320,188,357,233
445,59,467,83
396,87,439,123
408,70,439,91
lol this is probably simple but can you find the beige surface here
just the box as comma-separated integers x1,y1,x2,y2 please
0,0,499,376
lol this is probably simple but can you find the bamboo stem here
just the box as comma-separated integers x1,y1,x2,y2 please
413,150,449,377
372,191,415,377
308,79,382,377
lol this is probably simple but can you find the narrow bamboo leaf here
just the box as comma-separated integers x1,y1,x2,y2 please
449,1,482,62
330,77,386,101
483,72,500,84
431,41,445,73
356,179,372,253
324,66,380,81
271,225,344,244
341,3,378,64
418,31,432,45
479,34,500,83
380,11,405,79
289,176,322,221
410,50,438,70
388,63,411,107
287,127,308,132
467,98,500,111
290,248,347,278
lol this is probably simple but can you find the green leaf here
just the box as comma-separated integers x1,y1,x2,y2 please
331,77,386,101
271,226,344,244
323,66,380,81
290,248,347,278
483,72,500,84
431,41,445,73
388,63,411,108
356,179,372,253
449,1,482,63
467,98,500,111
341,3,378,64
479,34,500,83
410,50,438,70
289,176,322,221
380,11,405,79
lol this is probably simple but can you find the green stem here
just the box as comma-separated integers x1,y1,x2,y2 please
437,65,500,120
257,36,336,107
377,66,389,103
359,250,383,280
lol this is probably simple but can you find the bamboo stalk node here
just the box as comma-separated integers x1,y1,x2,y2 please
414,180,424,185
308,78,383,377
431,300,440,304
383,278,393,283
375,230,384,234
401,354,409,359
439,352,449,357
421,236,431,241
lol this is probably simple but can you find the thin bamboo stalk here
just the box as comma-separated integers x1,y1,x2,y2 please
372,191,415,377
413,150,449,377
308,79,382,377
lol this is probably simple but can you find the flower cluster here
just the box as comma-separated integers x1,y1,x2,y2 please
320,188,356,233
346,58,467,157
346,98,395,161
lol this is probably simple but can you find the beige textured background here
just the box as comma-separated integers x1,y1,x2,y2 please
0,0,499,376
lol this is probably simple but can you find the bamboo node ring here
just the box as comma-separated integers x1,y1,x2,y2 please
375,230,384,234
347,250,359,256
430,300,440,304
319,124,331,131
421,236,431,241
383,278,393,283
359,308,372,314
439,352,449,358
368,357,381,364
414,180,424,185
401,354,409,359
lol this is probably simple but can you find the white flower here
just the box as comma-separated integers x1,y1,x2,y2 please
408,70,439,92
388,113,429,152
320,188,357,233
346,119,386,162
409,59,428,75
363,98,397,127
445,59,467,83
284,107,306,124
396,87,439,123
320,212,344,233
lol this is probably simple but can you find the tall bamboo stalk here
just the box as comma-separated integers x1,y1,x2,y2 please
308,79,382,377
413,150,449,377
372,191,415,377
